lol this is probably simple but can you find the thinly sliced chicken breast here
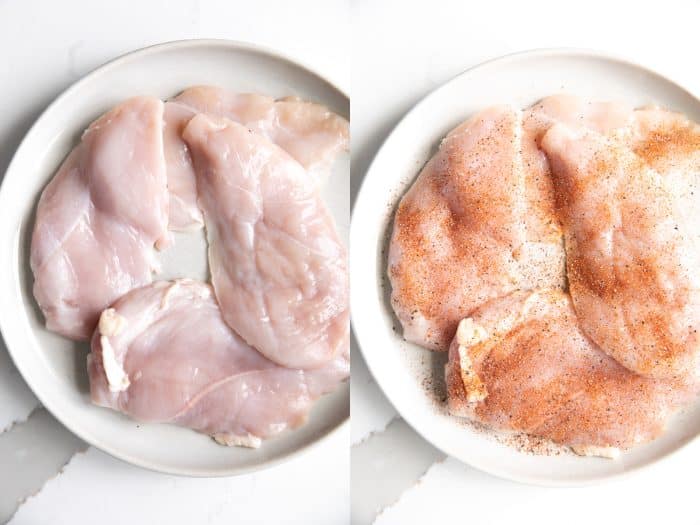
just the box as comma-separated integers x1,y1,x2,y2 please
174,87,349,176
163,102,203,231
182,114,348,369
542,123,700,379
518,94,635,277
446,289,697,454
88,280,348,446
30,97,168,340
164,87,349,231
388,106,565,351
627,107,700,242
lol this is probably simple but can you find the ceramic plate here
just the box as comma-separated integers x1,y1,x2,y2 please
351,48,700,485
0,39,349,476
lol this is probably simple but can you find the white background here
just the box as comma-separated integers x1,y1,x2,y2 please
0,0,349,524
351,0,700,524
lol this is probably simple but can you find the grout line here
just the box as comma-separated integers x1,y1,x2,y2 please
0,404,41,435
372,456,447,524
0,407,87,523
8,447,90,524
351,418,445,524
351,415,400,447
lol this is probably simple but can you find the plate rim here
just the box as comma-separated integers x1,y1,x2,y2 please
0,38,349,477
350,46,700,487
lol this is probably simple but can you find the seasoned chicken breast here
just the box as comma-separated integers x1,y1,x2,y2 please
446,289,697,455
542,124,700,379
525,94,634,137
388,106,565,351
627,107,700,244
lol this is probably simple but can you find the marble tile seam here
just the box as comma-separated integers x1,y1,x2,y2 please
351,415,400,447
0,404,41,435
372,456,447,524
7,446,89,524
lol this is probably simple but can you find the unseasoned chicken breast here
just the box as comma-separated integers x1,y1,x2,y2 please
445,289,697,455
542,124,700,379
182,114,348,369
88,280,349,447
30,97,169,340
164,87,349,231
388,106,565,351
174,87,349,176
162,102,203,231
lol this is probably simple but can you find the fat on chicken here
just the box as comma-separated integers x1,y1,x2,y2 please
30,97,169,340
88,280,349,447
182,114,348,369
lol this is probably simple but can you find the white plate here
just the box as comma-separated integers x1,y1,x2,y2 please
351,48,700,486
0,39,349,476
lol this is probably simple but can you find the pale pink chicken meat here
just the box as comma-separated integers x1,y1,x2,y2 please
30,97,169,340
174,86,349,175
88,280,349,447
542,124,700,379
163,87,349,231
445,289,697,455
182,114,348,369
388,106,565,351
162,102,203,231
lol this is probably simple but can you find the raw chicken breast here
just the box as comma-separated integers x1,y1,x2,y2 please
164,87,349,231
388,106,564,351
30,97,169,340
542,124,700,379
526,97,700,214
174,86,349,175
163,102,203,231
445,289,696,456
88,280,349,447
182,114,348,369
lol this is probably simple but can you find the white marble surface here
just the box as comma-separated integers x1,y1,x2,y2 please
0,0,349,523
351,0,700,523
11,429,348,525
